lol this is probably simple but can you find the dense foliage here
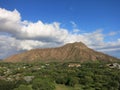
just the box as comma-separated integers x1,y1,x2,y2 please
0,61,120,90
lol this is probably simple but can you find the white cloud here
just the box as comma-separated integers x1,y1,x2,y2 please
0,8,21,22
0,8,21,35
19,21,69,43
70,21,77,28
95,39,120,51
108,32,117,36
0,35,21,58
73,29,80,33
0,8,120,59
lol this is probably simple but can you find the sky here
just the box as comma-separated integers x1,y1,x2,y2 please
0,0,120,59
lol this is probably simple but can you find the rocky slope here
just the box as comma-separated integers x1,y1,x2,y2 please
4,42,119,62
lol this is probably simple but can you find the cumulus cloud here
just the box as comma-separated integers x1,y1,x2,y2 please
0,35,20,58
19,21,69,43
0,8,120,59
0,8,21,33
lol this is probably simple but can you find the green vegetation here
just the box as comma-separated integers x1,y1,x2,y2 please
0,61,120,90
55,84,74,90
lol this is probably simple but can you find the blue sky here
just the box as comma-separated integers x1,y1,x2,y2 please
0,0,120,59
1,0,120,31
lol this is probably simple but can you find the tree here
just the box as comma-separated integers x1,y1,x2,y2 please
32,78,55,90
65,77,79,87
55,76,67,84
107,81,119,90
0,80,16,90
14,85,33,90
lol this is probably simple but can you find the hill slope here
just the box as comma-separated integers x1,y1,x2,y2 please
4,42,119,62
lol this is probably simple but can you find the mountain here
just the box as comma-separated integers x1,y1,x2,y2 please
4,42,119,63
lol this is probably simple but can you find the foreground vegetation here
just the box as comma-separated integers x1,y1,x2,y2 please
0,61,120,90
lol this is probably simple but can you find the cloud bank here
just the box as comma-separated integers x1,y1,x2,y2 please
0,8,120,59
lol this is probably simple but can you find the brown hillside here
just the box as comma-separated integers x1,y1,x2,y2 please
4,42,119,63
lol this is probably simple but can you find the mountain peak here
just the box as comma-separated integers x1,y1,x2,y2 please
72,42,87,47
63,42,88,49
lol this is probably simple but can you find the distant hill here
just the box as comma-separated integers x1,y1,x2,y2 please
4,42,119,63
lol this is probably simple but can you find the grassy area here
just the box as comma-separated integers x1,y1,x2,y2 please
55,84,85,90
55,84,74,90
